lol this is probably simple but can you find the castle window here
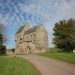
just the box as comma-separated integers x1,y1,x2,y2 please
30,34,32,38
20,38,23,43
27,36,28,38
31,35,32,38
20,38,22,40
32,39,35,44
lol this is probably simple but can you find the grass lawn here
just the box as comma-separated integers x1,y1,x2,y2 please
39,48,75,64
0,56,40,75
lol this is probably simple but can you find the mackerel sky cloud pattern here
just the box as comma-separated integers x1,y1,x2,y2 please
0,0,75,48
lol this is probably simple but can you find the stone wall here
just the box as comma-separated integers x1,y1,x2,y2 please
15,25,48,54
6,49,13,55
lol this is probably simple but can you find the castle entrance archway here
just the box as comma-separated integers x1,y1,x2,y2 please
25,46,31,54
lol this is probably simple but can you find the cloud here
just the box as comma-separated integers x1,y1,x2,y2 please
0,0,75,48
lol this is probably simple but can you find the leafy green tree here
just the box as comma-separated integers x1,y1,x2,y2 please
53,19,75,52
0,34,3,45
0,34,6,54
0,45,6,54
0,23,6,54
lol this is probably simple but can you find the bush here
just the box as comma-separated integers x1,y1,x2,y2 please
11,48,15,54
0,45,6,54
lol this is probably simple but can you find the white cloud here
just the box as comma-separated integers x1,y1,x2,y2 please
0,0,75,48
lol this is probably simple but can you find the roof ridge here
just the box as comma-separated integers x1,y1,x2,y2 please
16,25,25,34
24,25,40,35
16,25,41,34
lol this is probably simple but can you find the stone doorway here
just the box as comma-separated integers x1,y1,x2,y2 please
25,46,31,54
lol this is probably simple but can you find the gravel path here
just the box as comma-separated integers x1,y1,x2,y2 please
18,54,75,75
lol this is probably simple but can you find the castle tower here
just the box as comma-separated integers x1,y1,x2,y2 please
24,21,30,31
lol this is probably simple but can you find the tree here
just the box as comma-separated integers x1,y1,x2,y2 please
0,23,7,44
53,18,75,52
0,33,6,54
0,23,6,54
11,48,15,54
0,34,3,45
0,45,6,54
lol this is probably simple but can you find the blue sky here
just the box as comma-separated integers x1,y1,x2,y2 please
0,0,75,48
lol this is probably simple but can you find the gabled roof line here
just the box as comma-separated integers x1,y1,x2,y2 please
16,26,25,34
16,24,43,34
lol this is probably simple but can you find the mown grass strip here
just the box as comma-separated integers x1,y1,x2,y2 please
0,56,41,75
39,48,75,64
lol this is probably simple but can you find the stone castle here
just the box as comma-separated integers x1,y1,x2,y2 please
15,23,48,54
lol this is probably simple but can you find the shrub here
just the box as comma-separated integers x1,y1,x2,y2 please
11,48,15,54
0,45,6,54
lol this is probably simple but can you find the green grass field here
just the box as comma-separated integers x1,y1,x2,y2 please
39,48,75,64
0,56,40,75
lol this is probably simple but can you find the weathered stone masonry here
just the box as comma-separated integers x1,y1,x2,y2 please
15,24,48,54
